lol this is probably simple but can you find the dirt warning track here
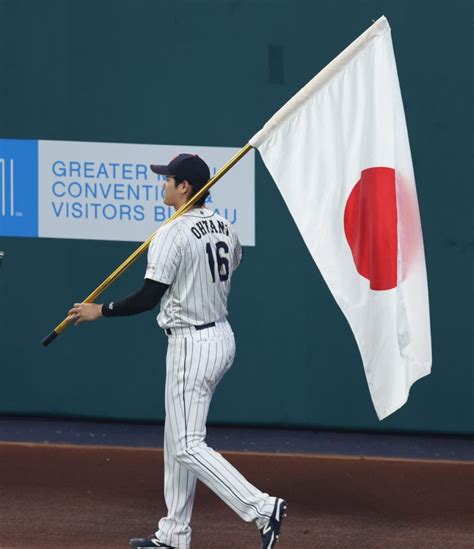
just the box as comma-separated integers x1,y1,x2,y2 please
0,442,472,548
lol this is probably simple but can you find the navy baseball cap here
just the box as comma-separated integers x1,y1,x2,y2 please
150,154,210,190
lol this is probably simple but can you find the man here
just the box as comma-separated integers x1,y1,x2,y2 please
68,153,287,549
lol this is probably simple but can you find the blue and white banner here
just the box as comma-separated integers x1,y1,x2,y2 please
0,139,255,245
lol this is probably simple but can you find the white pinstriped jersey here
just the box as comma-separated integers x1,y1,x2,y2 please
145,208,242,329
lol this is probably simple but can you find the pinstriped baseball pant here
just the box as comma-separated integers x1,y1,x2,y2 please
156,319,275,549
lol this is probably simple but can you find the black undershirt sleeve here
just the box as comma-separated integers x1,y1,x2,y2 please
101,278,169,317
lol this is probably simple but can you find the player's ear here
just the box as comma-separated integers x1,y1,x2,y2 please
182,180,192,196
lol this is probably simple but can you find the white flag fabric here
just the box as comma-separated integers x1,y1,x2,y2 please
250,16,431,420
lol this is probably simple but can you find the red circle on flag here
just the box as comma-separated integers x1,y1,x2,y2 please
344,167,398,291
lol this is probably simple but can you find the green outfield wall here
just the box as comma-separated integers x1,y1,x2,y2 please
0,0,472,434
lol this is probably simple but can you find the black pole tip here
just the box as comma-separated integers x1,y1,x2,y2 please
42,330,59,347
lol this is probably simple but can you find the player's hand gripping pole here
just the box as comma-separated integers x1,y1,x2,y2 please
41,144,253,347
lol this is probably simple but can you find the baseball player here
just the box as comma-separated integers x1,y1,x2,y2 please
68,153,287,549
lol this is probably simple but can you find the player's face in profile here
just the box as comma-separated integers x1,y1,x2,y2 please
163,176,192,209
163,176,181,207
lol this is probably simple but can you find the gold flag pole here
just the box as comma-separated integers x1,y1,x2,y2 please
41,143,253,347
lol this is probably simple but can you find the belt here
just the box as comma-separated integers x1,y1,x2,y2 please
165,322,215,336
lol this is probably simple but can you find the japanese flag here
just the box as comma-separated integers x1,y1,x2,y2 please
250,16,431,419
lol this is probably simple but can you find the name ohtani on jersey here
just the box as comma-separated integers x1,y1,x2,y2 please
145,209,242,329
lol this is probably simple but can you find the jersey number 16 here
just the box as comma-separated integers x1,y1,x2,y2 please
206,241,229,282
